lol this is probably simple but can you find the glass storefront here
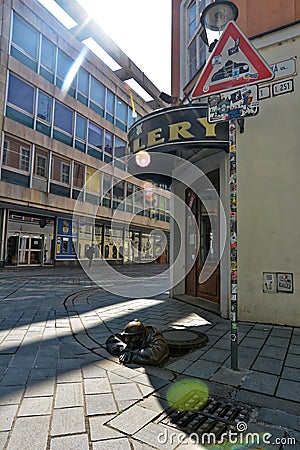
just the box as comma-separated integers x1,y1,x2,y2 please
6,211,55,266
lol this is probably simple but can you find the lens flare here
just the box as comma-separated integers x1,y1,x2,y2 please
143,181,154,202
62,47,88,94
167,379,209,411
135,150,151,167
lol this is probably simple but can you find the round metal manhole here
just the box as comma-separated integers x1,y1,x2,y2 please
163,329,208,356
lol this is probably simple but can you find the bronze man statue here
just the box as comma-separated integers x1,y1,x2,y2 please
106,319,169,365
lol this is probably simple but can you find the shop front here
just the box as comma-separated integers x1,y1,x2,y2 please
5,211,55,266
128,104,229,312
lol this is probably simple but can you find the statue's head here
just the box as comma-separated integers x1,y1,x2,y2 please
123,319,146,349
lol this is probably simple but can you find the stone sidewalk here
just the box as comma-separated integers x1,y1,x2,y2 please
0,266,300,449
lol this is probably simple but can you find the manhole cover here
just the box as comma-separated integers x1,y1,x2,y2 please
163,329,208,356
161,390,252,443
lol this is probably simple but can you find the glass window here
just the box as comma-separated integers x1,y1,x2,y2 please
88,122,103,149
37,91,52,122
116,98,127,122
60,162,70,184
113,179,124,208
188,2,197,41
86,167,101,194
104,131,113,155
11,14,38,60
90,77,105,106
115,137,126,159
41,36,55,71
102,173,112,207
188,38,197,79
75,114,87,140
73,162,84,189
7,74,34,114
35,153,47,178
106,90,115,123
78,67,89,95
54,101,73,134
2,140,9,166
57,50,72,80
19,147,30,171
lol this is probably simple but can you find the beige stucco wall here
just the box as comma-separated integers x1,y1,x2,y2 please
237,23,300,325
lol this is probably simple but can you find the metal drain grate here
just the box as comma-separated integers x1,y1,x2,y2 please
161,390,251,441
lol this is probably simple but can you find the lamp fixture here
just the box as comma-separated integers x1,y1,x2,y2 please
200,0,238,51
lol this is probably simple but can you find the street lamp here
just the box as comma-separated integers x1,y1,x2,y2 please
201,0,238,51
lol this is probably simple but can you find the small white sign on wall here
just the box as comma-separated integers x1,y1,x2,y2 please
263,273,276,293
277,273,293,293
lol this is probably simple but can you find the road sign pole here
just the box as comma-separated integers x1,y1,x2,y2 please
229,118,238,370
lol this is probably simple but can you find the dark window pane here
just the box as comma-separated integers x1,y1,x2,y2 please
78,68,89,94
37,91,52,122
115,137,126,159
76,114,86,140
90,77,104,105
57,50,73,81
7,74,34,114
54,101,73,134
106,90,115,114
104,131,113,155
116,98,127,122
41,37,55,71
12,14,38,58
88,122,103,148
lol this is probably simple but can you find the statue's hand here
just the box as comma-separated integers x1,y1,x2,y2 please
119,350,133,364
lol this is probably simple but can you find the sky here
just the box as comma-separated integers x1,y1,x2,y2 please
38,0,172,98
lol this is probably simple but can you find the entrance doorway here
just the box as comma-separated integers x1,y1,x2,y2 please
185,170,220,305
6,211,55,266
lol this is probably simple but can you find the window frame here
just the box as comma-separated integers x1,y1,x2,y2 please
19,146,31,172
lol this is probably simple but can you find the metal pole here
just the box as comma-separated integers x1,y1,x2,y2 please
229,118,238,370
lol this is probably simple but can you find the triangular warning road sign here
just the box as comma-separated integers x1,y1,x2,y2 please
192,21,274,99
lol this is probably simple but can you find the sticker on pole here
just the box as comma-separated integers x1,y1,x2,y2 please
208,85,259,123
191,21,274,99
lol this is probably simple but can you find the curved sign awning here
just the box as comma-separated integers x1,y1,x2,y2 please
128,104,229,153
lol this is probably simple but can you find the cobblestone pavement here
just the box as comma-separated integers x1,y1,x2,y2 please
0,266,300,449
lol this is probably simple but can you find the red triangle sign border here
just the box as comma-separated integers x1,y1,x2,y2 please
192,21,274,98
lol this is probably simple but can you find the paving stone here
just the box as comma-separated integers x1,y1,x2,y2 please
259,345,287,360
276,379,300,402
288,345,300,355
266,337,290,348
18,396,52,416
239,338,265,349
0,432,9,449
251,356,283,375
0,404,18,431
241,371,279,395
134,422,183,450
92,437,132,450
107,404,159,435
285,354,300,369
84,377,111,394
86,393,117,415
56,369,82,383
210,367,248,386
54,383,84,408
201,348,230,363
0,387,24,405
183,360,220,378
165,358,193,373
89,415,125,441
51,407,86,436
50,434,89,450
6,416,50,450
258,408,300,432
112,383,142,402
247,423,284,449
281,367,300,382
